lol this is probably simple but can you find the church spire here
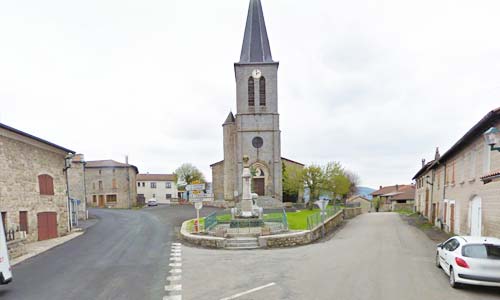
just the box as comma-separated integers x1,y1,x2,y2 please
239,0,273,63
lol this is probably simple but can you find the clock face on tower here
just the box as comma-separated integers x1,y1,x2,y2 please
252,69,262,79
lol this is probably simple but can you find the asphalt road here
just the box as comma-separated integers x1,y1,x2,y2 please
182,212,500,300
0,205,219,300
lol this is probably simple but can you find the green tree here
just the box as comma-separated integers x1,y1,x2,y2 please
303,164,325,209
372,196,382,212
175,163,205,185
282,162,304,199
322,162,351,204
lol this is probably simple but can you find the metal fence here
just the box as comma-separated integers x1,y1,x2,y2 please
306,206,341,230
186,209,289,234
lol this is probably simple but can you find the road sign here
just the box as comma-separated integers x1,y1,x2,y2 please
186,184,205,191
194,202,203,210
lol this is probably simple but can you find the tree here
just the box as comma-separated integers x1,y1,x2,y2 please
322,162,351,204
175,163,205,185
282,162,304,200
344,170,360,198
303,164,324,209
372,196,382,212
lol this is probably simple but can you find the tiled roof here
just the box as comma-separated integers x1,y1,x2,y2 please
480,170,500,184
0,122,75,154
137,174,176,181
371,184,413,196
388,185,416,201
86,160,138,173
282,157,305,166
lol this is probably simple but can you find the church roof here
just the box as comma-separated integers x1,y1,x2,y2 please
223,111,235,125
239,0,274,64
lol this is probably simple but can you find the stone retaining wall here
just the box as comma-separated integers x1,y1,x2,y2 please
7,239,27,259
343,207,362,219
180,208,360,249
259,210,345,248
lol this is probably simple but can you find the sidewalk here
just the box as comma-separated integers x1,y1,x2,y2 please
11,218,97,266
11,231,84,266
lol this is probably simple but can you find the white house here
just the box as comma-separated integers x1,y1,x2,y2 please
136,174,178,204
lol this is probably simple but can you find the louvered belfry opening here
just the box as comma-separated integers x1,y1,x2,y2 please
259,76,266,106
248,77,255,106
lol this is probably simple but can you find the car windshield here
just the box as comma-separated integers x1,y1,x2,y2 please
462,244,500,259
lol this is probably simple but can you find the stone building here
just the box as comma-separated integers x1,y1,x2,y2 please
413,107,500,237
371,184,415,212
211,0,303,203
86,160,138,209
0,123,73,242
136,174,178,204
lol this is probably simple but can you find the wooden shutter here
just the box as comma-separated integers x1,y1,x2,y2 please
38,174,54,195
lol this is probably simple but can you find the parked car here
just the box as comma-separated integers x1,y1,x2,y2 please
436,236,500,288
147,199,158,207
0,219,13,285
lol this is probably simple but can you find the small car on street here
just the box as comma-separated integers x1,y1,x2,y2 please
147,199,158,207
436,236,500,288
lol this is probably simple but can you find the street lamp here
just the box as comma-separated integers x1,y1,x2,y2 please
425,175,434,186
484,127,500,152
64,153,74,230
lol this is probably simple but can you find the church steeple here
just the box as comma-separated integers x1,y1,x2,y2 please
239,0,273,64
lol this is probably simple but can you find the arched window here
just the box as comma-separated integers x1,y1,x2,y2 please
259,77,266,106
38,174,54,195
248,77,255,106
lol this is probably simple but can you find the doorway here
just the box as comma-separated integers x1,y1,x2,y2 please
98,195,105,208
253,178,265,196
37,212,57,241
470,196,482,236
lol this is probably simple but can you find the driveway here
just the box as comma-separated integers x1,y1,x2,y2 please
182,212,500,300
0,205,219,300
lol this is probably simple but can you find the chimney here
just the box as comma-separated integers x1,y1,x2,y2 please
396,184,399,191
125,155,129,164
421,159,426,167
435,147,441,160
379,185,382,190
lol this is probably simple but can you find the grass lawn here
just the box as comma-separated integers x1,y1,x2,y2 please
212,209,334,230
394,209,417,216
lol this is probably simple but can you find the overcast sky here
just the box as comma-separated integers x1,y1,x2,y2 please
1,0,500,188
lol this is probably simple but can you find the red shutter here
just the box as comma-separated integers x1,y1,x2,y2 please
38,174,54,195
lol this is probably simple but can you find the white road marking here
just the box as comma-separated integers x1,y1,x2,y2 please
170,268,182,274
219,282,277,300
170,257,181,262
165,284,182,292
167,275,182,281
171,249,182,253
163,295,182,300
172,242,181,246
169,263,182,267
171,253,181,257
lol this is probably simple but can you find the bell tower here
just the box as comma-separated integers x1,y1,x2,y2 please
233,0,282,201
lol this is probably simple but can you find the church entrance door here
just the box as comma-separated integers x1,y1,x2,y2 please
253,178,265,196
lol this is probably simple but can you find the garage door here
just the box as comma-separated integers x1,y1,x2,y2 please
37,212,58,241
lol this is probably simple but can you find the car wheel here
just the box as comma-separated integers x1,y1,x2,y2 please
435,253,441,268
449,268,460,289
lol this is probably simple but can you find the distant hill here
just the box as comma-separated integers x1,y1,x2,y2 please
356,186,376,200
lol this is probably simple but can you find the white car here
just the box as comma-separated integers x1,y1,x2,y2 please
436,236,500,288
0,220,13,285
147,199,158,207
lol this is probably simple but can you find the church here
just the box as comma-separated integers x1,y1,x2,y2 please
211,0,303,203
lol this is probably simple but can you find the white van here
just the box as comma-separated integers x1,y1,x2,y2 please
0,220,13,284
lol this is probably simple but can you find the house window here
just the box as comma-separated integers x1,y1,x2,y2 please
106,194,117,203
451,162,456,185
151,182,157,189
93,195,97,203
112,168,116,174
99,169,102,175
166,194,172,199
19,211,28,233
248,77,255,106
166,182,172,189
152,194,156,198
112,179,117,189
142,182,145,187
38,174,54,195
259,77,266,106
98,181,103,190
137,182,141,187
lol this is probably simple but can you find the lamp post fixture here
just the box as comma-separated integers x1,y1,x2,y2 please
484,127,500,152
425,175,434,186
